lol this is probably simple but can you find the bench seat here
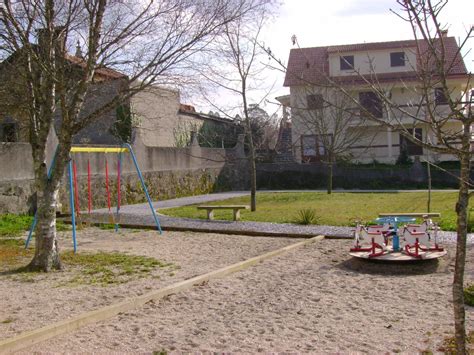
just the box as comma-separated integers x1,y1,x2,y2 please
197,205,250,221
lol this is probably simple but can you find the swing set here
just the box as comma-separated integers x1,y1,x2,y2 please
26,143,162,253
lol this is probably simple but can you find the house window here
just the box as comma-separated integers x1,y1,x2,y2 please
359,91,383,118
400,128,423,156
435,87,448,105
307,94,324,109
390,52,405,67
301,134,331,162
340,55,354,70
0,122,18,142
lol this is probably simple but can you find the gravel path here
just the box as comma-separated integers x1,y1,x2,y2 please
85,192,474,243
92,191,249,214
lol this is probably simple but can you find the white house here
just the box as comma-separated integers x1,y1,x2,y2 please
282,33,471,164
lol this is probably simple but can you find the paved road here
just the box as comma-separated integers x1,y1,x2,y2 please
92,191,249,214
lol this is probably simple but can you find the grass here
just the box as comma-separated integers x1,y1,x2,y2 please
465,284,474,307
0,214,33,238
0,239,32,270
60,251,173,286
160,192,472,231
437,331,474,354
0,214,70,239
98,223,117,230
0,237,173,286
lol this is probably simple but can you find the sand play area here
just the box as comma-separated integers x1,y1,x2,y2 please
1,227,473,353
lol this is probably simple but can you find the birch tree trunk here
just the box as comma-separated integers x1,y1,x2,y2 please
27,183,62,271
27,142,71,272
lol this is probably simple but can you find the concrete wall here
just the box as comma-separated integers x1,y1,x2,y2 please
72,79,128,145
0,133,247,214
132,86,184,147
132,86,231,148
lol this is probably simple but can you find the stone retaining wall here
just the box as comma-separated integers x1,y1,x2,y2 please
0,134,247,214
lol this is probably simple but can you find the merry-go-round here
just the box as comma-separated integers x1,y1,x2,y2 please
349,213,447,261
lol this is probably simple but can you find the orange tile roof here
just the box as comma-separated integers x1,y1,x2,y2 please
284,37,468,87
65,54,127,80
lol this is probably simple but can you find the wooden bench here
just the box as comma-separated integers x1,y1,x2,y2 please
197,205,250,221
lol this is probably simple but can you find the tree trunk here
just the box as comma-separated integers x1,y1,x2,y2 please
327,162,333,194
241,80,257,212
427,161,431,213
248,140,257,212
452,124,470,354
27,141,71,272
27,184,62,272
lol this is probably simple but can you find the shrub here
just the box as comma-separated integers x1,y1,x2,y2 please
295,208,318,225
465,284,474,307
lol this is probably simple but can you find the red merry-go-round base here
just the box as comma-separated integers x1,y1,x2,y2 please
349,246,447,261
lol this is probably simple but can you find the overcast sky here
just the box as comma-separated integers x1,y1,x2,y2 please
194,0,474,115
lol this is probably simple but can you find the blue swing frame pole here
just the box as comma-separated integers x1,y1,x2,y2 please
123,143,162,234
68,159,78,253
25,146,59,249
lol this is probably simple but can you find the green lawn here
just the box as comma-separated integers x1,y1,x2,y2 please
0,214,70,239
159,192,472,232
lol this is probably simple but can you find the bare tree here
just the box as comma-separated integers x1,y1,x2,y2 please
0,0,262,272
197,2,275,211
267,0,472,351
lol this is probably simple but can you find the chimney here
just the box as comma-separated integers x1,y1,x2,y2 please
440,29,448,38
37,26,66,54
75,40,83,58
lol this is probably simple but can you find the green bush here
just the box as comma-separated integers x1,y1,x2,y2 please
295,208,318,225
465,284,474,306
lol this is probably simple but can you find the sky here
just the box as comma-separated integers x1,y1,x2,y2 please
194,0,474,115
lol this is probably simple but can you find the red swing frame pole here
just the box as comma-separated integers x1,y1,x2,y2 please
115,155,122,232
72,160,80,216
117,158,121,209
87,159,92,214
105,159,111,212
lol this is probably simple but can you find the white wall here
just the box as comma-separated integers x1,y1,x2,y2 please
329,48,417,77
289,83,464,164
132,86,206,148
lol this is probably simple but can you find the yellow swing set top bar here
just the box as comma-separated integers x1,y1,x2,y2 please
70,147,129,153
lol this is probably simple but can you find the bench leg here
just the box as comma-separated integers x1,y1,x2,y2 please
207,210,214,220
233,209,241,221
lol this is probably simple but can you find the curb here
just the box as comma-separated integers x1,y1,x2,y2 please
0,235,325,353
59,217,351,239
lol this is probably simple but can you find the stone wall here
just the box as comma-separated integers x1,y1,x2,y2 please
0,133,247,214
256,161,463,190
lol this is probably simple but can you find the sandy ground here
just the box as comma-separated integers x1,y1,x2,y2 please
14,236,474,354
0,228,298,341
